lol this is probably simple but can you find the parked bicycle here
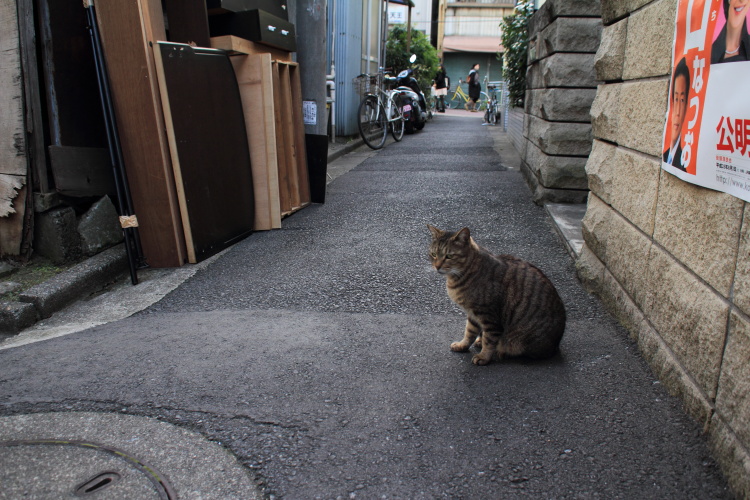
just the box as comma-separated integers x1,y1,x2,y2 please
484,85,501,125
354,72,406,150
445,79,489,111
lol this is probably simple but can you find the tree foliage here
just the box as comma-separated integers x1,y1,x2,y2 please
500,1,534,107
385,25,439,93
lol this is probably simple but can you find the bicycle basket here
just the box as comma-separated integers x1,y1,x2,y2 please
353,74,380,96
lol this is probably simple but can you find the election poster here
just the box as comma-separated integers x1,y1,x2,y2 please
662,0,750,201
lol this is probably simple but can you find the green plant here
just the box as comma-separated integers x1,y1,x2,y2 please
385,25,439,94
500,1,534,107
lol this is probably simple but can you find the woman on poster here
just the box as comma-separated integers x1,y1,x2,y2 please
711,0,750,63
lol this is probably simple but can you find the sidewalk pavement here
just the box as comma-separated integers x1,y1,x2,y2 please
0,116,585,339
0,113,589,499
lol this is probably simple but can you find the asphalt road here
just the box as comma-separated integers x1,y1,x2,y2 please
0,113,731,499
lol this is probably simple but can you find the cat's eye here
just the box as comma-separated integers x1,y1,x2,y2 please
446,254,454,259
430,252,437,258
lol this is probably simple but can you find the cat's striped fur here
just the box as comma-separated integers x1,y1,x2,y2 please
428,225,566,365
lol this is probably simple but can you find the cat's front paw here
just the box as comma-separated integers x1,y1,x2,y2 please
450,341,471,352
471,353,492,365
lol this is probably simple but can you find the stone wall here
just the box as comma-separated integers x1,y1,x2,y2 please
577,0,750,496
519,0,602,204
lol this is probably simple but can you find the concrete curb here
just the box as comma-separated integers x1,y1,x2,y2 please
545,203,586,260
327,137,365,163
19,244,128,319
0,245,128,336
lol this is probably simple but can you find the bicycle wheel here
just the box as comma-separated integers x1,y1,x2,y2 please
477,92,490,111
445,94,457,109
390,103,405,141
488,104,497,125
357,95,387,150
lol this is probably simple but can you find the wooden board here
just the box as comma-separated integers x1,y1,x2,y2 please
0,1,28,257
271,61,292,214
95,0,186,268
17,0,51,194
211,35,292,61
277,63,300,211
0,178,27,258
288,63,311,206
153,42,254,263
164,0,211,47
48,146,116,197
230,53,281,230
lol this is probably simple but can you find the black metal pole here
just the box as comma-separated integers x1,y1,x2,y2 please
85,3,146,285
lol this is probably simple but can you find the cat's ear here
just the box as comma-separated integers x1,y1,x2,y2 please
454,227,471,244
427,224,442,239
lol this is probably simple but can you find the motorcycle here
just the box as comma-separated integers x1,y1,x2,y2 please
395,54,428,133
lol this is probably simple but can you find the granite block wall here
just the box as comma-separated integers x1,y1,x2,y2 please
519,0,602,204
577,0,750,496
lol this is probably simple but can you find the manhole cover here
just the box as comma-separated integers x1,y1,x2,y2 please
0,440,175,499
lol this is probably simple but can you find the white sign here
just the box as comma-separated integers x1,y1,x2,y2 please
389,10,405,24
662,0,750,202
303,101,317,125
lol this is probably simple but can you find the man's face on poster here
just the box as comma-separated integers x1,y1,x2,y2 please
671,74,688,147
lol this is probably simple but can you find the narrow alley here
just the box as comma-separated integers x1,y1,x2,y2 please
0,113,730,498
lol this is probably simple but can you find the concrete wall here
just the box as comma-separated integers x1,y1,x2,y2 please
507,106,524,155
519,0,602,204
577,0,750,496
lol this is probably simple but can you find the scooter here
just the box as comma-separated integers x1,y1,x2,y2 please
395,54,427,133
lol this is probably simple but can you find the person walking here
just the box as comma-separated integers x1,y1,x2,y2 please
434,64,449,112
465,63,481,112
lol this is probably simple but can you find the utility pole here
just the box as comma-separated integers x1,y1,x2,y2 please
437,0,446,60
290,0,329,203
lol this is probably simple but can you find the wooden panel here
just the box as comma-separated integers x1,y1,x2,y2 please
0,0,27,178
288,63,311,205
271,62,292,214
48,146,116,197
95,0,186,268
231,53,281,230
0,1,28,257
17,0,51,194
277,63,300,210
164,0,211,47
153,42,254,263
0,180,27,258
211,35,292,62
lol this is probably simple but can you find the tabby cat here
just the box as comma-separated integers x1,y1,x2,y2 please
428,225,566,365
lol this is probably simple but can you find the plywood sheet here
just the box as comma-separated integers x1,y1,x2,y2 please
231,53,281,230
153,42,254,263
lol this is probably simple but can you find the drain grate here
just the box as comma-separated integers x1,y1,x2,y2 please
0,440,175,499
75,471,122,496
